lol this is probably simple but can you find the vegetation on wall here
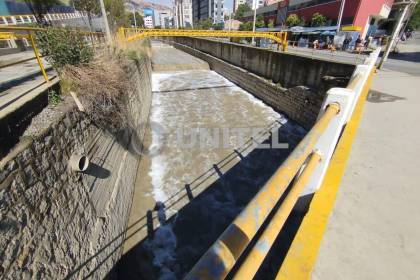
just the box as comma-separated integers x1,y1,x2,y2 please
286,13,303,27
36,27,93,70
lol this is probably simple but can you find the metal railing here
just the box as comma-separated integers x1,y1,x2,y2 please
186,103,340,279
0,12,84,26
0,26,105,82
118,28,289,51
183,47,381,279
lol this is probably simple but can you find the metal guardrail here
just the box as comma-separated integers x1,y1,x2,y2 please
118,28,289,51
0,26,105,82
186,103,340,279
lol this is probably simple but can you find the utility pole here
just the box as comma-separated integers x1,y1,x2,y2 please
378,2,411,69
133,8,137,28
336,0,346,33
252,0,257,45
99,0,111,43
228,11,232,32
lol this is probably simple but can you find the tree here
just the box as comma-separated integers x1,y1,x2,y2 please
286,13,301,27
104,0,129,32
267,19,274,28
239,21,253,31
255,15,265,28
127,11,144,28
73,0,99,29
213,22,224,30
311,12,326,27
407,3,420,31
235,3,251,19
24,0,60,23
195,18,213,29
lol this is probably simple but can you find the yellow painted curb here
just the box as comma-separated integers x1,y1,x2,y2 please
276,69,376,280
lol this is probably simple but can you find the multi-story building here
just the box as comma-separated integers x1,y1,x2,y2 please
159,11,174,28
246,0,265,10
287,0,395,38
174,0,193,28
239,1,288,26
192,0,225,24
233,0,246,12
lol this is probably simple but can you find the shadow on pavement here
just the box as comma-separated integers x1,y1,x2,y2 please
367,90,406,104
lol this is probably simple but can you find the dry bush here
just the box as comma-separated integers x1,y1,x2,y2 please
62,56,130,134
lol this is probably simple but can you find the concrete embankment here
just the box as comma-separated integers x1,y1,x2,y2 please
162,37,356,129
0,57,152,279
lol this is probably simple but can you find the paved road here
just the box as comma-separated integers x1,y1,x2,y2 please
312,35,420,279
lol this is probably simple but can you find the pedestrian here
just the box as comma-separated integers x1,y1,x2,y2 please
355,35,362,51
342,37,350,51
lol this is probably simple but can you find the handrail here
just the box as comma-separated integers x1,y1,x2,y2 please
186,103,340,279
232,151,322,279
119,28,288,51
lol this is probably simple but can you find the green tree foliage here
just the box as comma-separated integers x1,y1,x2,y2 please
267,19,274,28
311,12,326,27
195,18,213,29
286,13,301,27
104,0,129,32
256,15,265,28
235,3,251,19
36,27,93,70
127,11,144,27
73,0,98,29
239,21,253,31
23,0,60,23
408,3,420,31
213,22,224,30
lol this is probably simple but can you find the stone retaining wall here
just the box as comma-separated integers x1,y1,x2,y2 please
0,57,152,279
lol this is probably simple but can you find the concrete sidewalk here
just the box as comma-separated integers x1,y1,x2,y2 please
312,69,420,279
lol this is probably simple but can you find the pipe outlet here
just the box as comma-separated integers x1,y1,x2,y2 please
69,154,90,172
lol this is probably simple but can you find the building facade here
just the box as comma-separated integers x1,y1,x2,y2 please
246,0,265,10
192,0,225,24
233,0,247,12
174,0,193,28
287,0,394,38
240,1,288,26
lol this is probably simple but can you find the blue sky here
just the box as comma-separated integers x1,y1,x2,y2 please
152,0,234,12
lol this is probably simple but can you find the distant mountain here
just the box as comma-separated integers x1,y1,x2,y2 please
125,0,172,13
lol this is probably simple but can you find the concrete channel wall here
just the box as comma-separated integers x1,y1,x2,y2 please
162,37,356,129
0,57,152,279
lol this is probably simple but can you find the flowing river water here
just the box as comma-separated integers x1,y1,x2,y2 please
117,43,306,279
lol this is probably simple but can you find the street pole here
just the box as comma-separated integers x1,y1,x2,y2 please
228,11,232,32
378,3,410,69
252,0,257,45
336,0,345,33
133,9,137,28
99,0,111,44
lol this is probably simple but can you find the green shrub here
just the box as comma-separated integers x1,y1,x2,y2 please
36,27,93,70
48,89,60,105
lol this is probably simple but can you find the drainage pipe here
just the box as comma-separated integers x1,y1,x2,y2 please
68,154,90,172
186,103,340,280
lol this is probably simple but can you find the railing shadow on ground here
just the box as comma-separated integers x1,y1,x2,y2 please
64,119,308,280
106,121,309,280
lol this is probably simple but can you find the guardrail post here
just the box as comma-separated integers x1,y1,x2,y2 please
28,31,49,83
299,88,353,197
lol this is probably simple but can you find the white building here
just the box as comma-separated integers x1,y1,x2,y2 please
159,11,173,28
246,0,264,10
144,16,154,28
173,0,193,28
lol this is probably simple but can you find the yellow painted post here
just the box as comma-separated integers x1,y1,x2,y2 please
28,32,49,82
283,32,288,52
186,104,340,280
232,152,322,280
